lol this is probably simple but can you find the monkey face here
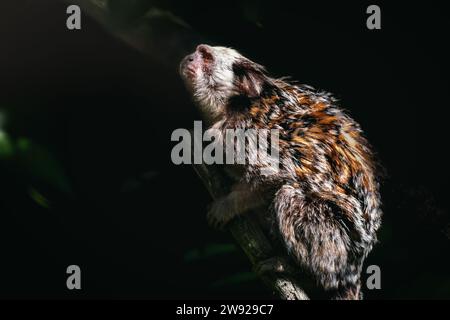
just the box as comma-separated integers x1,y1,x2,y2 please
180,44,268,122
180,45,238,91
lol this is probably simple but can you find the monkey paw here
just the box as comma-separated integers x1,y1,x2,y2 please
207,197,234,230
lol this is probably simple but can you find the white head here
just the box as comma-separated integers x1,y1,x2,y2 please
179,44,269,123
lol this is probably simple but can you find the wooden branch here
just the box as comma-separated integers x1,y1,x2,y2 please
60,0,309,299
192,160,309,300
191,133,309,300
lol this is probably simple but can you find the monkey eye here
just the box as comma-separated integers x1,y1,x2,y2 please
197,45,214,61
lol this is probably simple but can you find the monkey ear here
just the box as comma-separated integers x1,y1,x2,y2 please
232,59,268,98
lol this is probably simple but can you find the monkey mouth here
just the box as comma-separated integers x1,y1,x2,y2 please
180,58,196,81
179,65,197,91
181,68,196,86
184,66,196,77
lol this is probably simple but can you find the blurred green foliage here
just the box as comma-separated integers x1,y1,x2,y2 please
28,187,51,209
0,110,72,209
212,271,258,288
108,0,152,24
184,243,260,287
0,131,14,159
184,243,237,262
0,134,72,195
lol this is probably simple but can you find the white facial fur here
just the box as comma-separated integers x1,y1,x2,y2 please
179,45,244,123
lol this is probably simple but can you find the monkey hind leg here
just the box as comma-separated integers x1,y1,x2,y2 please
273,185,364,299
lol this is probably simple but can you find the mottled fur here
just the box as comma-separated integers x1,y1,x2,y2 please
180,45,382,299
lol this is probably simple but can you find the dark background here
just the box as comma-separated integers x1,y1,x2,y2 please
0,0,449,299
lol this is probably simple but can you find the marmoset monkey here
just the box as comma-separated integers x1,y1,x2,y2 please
180,44,382,299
